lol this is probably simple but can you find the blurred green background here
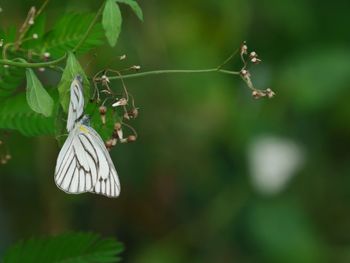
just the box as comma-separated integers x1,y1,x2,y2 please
1,0,350,262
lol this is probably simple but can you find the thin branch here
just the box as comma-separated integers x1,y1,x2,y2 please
36,0,50,17
0,55,66,68
73,3,104,53
217,49,239,70
107,68,240,80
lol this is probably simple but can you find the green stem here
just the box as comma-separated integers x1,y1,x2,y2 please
108,68,240,80
0,55,66,68
73,3,104,52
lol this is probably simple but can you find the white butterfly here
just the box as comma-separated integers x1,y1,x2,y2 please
54,76,120,198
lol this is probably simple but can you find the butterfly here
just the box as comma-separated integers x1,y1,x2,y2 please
54,76,120,198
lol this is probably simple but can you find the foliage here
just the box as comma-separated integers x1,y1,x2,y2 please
26,68,54,117
0,0,143,137
2,232,124,263
0,91,56,136
103,0,122,47
58,52,90,112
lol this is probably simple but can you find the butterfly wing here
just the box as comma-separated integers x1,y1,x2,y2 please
55,126,98,194
85,125,120,198
66,76,84,132
54,124,120,198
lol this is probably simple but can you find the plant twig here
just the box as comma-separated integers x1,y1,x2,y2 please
107,68,240,80
73,3,104,53
0,55,66,68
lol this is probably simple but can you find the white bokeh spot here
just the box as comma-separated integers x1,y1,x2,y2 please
248,136,305,195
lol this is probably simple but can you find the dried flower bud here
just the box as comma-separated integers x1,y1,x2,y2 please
119,138,128,143
105,139,113,149
266,88,276,98
240,42,248,55
101,74,110,86
240,69,250,78
251,57,261,64
112,98,127,107
123,112,130,120
252,90,260,99
132,65,141,70
249,51,257,58
43,52,50,59
99,106,107,124
129,108,139,118
252,90,267,99
114,122,122,131
99,106,107,115
117,127,123,139
32,33,38,39
127,135,137,142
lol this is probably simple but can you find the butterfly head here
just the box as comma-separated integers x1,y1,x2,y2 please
80,115,90,125
75,75,83,84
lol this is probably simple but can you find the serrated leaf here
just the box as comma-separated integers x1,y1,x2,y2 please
117,0,143,21
0,92,56,136
23,13,46,50
102,0,122,47
3,232,124,263
58,52,90,112
41,13,104,58
25,68,54,117
0,27,25,98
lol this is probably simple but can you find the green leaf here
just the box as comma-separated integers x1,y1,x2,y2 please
25,68,54,117
0,92,56,136
0,27,25,98
23,13,46,50
3,232,124,263
117,0,143,21
41,13,104,58
58,52,90,112
102,0,122,47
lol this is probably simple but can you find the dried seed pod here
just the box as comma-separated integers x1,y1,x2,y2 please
99,106,107,114
114,122,122,131
266,88,276,98
240,69,250,78
128,108,139,118
131,65,141,70
112,98,127,107
240,42,248,55
105,139,113,150
251,57,261,64
127,135,137,142
123,112,130,120
249,51,257,58
99,106,107,124
101,75,110,85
